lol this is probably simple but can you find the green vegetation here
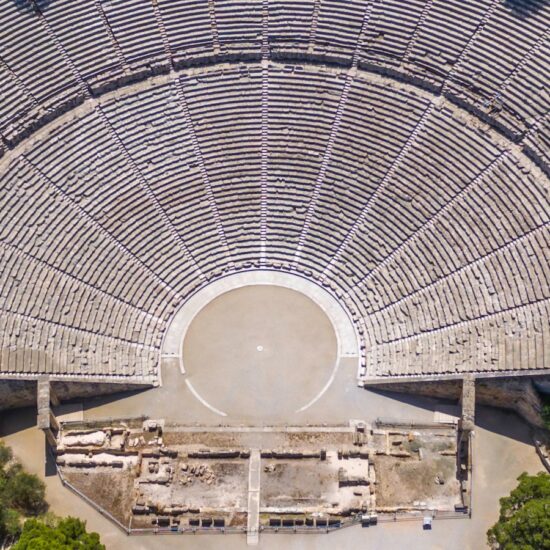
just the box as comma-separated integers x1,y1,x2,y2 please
487,471,550,549
13,517,104,550
0,440,103,549
0,440,47,542
406,439,422,453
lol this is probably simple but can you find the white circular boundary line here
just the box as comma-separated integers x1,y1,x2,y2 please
295,358,340,413
185,379,228,417
161,270,361,416
162,270,360,373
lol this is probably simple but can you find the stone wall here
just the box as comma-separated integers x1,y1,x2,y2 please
0,379,37,410
366,376,550,428
0,378,151,412
476,377,545,428
367,379,463,402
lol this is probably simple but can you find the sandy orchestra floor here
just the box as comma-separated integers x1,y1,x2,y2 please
182,286,338,418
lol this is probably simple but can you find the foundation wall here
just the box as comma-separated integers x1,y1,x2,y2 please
0,379,37,410
0,378,151,411
367,376,550,428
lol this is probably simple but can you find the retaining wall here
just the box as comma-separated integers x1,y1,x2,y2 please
0,378,151,411
367,375,550,428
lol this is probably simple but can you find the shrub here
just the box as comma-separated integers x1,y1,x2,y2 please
0,440,48,545
5,472,47,515
0,441,13,469
0,507,22,540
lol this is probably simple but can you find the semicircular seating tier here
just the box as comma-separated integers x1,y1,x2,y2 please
0,0,548,160
0,1,548,385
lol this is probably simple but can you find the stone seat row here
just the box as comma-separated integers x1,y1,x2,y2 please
297,103,504,276
1,0,548,153
4,65,544,282
0,158,183,319
0,312,159,379
23,109,212,295
0,245,163,346
364,303,550,378
1,60,547,380
324,158,545,292
355,219,549,319
97,64,540,322
346,164,549,309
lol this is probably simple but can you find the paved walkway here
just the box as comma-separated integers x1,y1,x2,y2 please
247,449,261,545
75,356,438,426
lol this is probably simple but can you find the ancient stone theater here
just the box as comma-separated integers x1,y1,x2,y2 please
0,0,548,547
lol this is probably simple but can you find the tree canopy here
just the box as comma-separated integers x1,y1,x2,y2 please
487,471,550,549
13,517,105,550
0,440,47,541
0,441,104,549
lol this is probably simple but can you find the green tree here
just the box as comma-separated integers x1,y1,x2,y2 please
0,440,48,545
5,471,47,515
487,471,550,549
0,442,95,549
13,517,105,550
0,441,13,469
0,507,22,540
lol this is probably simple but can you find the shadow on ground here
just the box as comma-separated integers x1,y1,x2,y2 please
80,388,149,415
503,0,548,18
475,405,534,445
79,383,536,446
11,0,53,12
45,439,57,477
0,406,37,436
367,387,458,415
